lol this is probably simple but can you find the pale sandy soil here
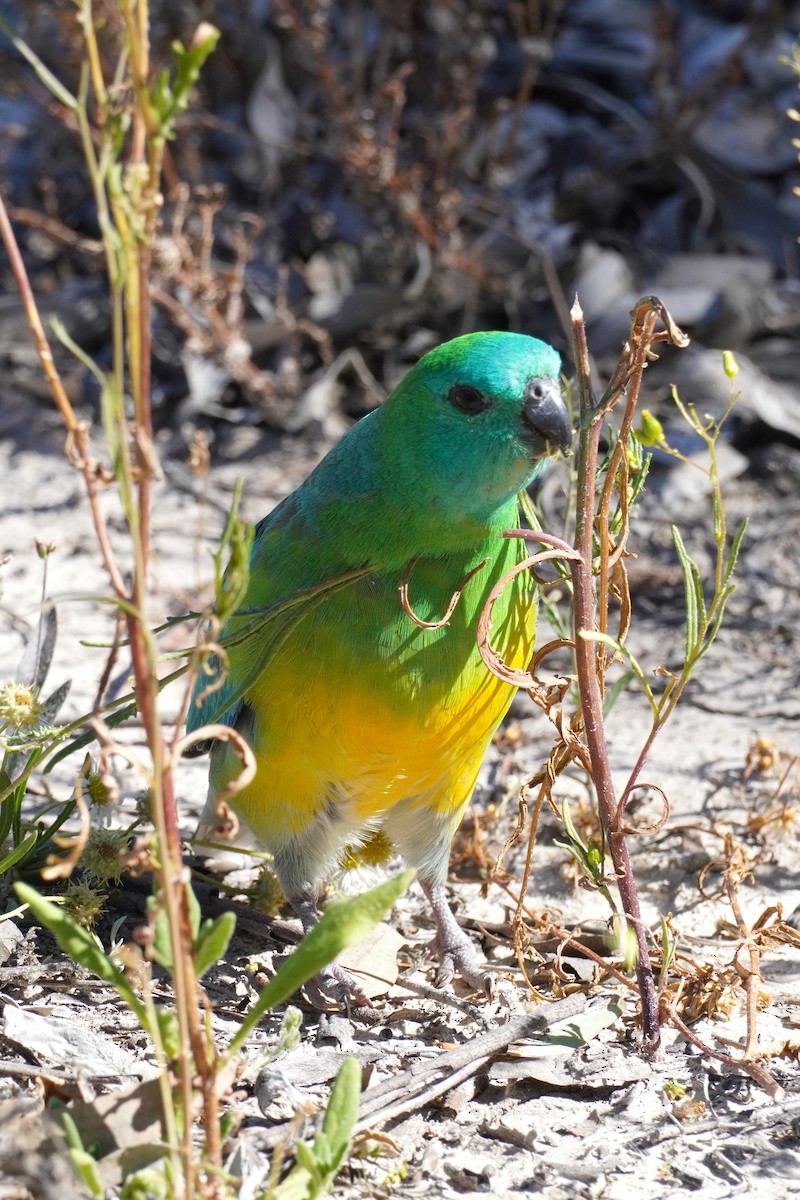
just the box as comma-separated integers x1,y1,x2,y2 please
1,412,799,1199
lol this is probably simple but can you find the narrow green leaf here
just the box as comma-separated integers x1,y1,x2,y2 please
50,317,108,389
150,883,203,970
227,870,414,1058
308,1131,331,1173
671,526,699,660
517,487,541,530
723,518,749,588
659,916,676,985
0,829,39,874
602,669,635,717
62,1114,104,1199
67,1150,104,1199
268,1166,315,1200
704,583,736,650
293,1140,321,1180
559,797,587,855
318,1057,361,1171
155,1006,181,1061
0,781,15,845
150,900,173,971
579,630,657,716
15,883,148,1024
0,12,78,110
712,480,724,544
187,882,201,939
689,557,707,641
194,911,236,979
44,701,138,773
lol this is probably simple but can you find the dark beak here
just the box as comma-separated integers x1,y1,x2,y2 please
521,377,572,456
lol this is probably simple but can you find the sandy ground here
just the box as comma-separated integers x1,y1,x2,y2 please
1,409,800,1199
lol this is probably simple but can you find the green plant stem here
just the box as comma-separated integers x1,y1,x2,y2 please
570,297,660,1049
3,8,229,1190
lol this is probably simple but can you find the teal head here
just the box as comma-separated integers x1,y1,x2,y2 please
378,331,570,524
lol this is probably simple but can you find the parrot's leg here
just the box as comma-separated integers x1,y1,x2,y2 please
420,880,494,1000
289,891,372,1010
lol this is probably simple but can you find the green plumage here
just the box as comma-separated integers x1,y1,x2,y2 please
188,331,570,999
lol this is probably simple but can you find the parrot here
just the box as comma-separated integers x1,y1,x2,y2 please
187,331,571,1006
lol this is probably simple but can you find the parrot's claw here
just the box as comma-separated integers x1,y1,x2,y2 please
289,892,373,1013
432,943,494,1000
421,880,494,1000
311,963,373,1013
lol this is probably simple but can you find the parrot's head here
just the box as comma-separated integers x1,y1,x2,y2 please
379,331,571,525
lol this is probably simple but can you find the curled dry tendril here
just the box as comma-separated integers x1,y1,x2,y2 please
399,555,489,629
477,531,582,687
175,723,255,817
616,782,671,837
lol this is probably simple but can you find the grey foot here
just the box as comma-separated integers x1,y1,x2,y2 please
289,892,372,1012
420,880,494,999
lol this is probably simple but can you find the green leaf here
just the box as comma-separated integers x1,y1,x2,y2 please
155,1006,181,1061
317,1057,361,1171
150,899,172,971
704,583,737,650
269,1168,315,1200
226,870,414,1059
559,796,587,856
44,701,138,773
0,828,40,874
67,1149,104,1198
0,779,15,845
689,555,707,644
50,318,108,389
579,630,657,717
212,478,254,624
187,881,201,939
150,883,202,971
294,1139,321,1180
671,526,699,661
277,1005,303,1055
723,517,749,588
62,1111,104,1199
194,910,236,979
15,883,148,1025
602,668,635,717
658,916,677,987
270,1059,362,1200
0,12,78,110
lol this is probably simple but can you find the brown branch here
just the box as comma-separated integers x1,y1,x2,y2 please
570,296,661,1048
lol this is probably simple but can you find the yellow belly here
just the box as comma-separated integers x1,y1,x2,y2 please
207,548,534,882
234,645,513,845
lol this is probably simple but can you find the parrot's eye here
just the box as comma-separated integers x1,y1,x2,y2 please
448,384,491,415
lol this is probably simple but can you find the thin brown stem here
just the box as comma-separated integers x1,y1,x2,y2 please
570,296,660,1048
0,195,128,600
664,1005,784,1101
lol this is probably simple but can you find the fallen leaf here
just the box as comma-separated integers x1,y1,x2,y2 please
336,921,405,999
2,1004,147,1079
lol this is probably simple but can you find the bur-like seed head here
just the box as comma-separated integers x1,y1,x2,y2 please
0,682,43,731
